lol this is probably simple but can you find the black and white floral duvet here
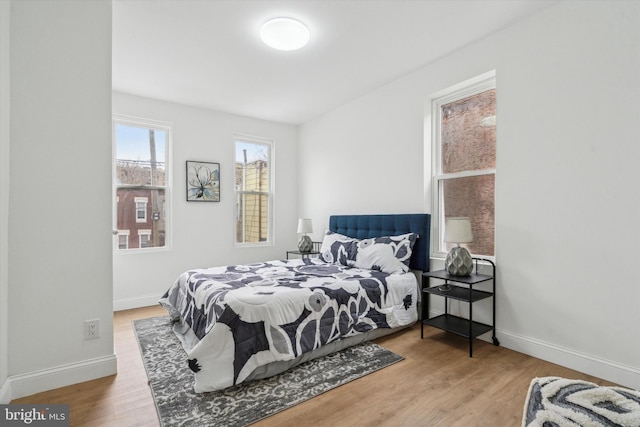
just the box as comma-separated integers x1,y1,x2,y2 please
160,258,418,392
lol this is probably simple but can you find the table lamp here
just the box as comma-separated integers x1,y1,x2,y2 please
297,218,313,253
444,217,473,276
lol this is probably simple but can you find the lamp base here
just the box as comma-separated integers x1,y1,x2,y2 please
445,246,473,276
298,235,313,253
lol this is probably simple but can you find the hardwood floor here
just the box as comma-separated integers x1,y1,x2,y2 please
12,305,614,426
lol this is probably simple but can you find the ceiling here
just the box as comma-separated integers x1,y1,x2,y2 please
112,0,558,125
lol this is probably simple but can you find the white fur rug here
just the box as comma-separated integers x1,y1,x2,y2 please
522,376,640,427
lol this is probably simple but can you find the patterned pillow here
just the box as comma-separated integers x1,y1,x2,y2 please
319,231,358,266
353,233,417,274
319,231,417,274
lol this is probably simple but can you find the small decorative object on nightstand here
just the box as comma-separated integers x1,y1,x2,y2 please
444,217,474,277
297,218,313,253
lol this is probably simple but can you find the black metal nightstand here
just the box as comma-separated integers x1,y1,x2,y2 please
286,250,320,259
286,241,321,259
421,258,499,357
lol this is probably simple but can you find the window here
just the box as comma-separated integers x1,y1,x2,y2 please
134,197,148,223
234,135,273,245
138,230,151,248
431,71,496,258
113,116,171,251
117,230,130,249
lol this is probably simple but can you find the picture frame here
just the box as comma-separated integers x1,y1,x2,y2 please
186,161,220,202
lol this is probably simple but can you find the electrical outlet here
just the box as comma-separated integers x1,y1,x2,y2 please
84,319,100,340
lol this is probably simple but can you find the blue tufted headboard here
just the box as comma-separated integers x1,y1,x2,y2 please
328,214,431,272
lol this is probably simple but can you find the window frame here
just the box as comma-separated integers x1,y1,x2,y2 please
233,134,275,247
430,71,496,260
134,197,148,223
112,115,172,253
117,230,130,250
138,229,151,249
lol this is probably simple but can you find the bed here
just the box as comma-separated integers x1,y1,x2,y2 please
160,213,431,392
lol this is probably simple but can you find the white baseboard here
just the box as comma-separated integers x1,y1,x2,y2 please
113,294,160,311
497,329,640,391
0,377,10,404
424,308,640,391
6,354,117,401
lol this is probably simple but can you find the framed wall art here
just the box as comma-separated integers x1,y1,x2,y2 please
186,161,220,202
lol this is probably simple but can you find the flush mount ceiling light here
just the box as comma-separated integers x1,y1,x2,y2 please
260,17,310,51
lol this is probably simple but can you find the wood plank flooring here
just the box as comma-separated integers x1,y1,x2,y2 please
12,305,614,426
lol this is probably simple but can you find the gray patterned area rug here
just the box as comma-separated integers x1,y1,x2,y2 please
133,316,404,427
522,376,640,427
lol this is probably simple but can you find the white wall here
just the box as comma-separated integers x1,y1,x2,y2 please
0,0,11,404
112,93,299,310
6,0,115,400
299,78,428,226
299,0,640,389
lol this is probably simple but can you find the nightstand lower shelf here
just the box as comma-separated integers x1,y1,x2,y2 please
423,314,493,340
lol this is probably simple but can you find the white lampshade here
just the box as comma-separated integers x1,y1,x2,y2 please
444,217,473,243
297,218,313,234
